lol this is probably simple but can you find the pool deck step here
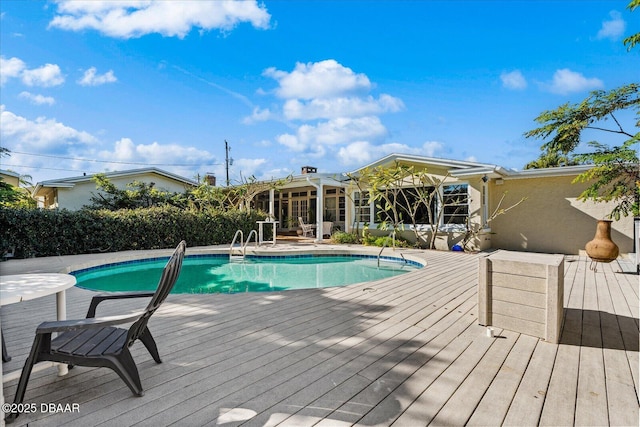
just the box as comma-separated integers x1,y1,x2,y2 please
1,244,638,426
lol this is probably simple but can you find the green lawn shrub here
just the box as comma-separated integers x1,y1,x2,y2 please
330,231,359,244
0,206,265,258
361,233,411,248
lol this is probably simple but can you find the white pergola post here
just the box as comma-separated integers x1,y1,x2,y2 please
306,176,323,242
269,188,275,219
316,181,323,242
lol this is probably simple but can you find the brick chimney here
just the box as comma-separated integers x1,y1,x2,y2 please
204,173,216,186
301,166,317,174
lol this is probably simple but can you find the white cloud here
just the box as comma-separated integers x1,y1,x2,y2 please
278,116,387,153
228,158,268,182
0,106,216,182
0,56,25,85
543,68,604,94
78,67,117,86
264,60,371,100
596,10,626,41
95,138,217,181
0,105,96,151
21,63,65,87
102,138,214,166
337,141,406,166
337,140,446,167
1,56,64,87
421,141,445,157
258,59,405,169
18,91,56,106
500,70,527,90
49,0,271,39
283,94,404,120
242,106,272,124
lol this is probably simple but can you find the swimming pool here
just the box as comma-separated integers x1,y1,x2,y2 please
73,254,423,294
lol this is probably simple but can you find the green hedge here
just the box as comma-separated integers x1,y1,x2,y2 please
0,207,265,258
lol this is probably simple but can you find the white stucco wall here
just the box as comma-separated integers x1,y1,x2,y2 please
55,173,193,210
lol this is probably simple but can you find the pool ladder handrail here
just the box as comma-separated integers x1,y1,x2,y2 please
230,230,244,258
230,229,258,259
243,229,258,254
376,231,407,267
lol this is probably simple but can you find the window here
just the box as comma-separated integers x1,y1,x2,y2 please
292,199,308,222
374,187,437,225
370,184,469,226
354,191,371,223
442,184,469,225
324,196,337,222
324,188,346,222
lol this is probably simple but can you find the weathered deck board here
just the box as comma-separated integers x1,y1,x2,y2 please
1,245,638,427
574,259,610,426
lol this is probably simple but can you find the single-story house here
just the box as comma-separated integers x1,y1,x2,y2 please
0,169,21,188
27,155,635,256
32,167,198,210
254,154,635,255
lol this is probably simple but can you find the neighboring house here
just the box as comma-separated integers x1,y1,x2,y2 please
0,169,21,188
254,154,634,255
32,168,198,210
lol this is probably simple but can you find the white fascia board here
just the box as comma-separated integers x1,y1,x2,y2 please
347,153,498,175
500,164,596,180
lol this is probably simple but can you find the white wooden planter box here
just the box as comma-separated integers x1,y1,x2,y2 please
478,250,564,343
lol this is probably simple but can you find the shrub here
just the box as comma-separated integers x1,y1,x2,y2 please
330,231,359,244
0,206,265,258
362,234,411,248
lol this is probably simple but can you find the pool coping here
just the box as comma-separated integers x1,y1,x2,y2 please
38,243,430,277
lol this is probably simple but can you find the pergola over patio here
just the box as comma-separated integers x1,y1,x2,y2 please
253,169,350,243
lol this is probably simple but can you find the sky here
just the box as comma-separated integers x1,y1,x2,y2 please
0,1,637,186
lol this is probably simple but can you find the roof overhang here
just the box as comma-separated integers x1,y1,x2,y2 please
498,164,595,180
277,173,349,190
348,153,500,175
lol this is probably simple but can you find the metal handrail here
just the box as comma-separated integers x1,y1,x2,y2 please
243,229,258,254
230,230,244,258
377,231,396,267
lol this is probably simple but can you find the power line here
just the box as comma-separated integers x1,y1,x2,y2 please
7,150,222,167
1,163,102,173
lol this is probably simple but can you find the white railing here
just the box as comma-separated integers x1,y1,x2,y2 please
230,230,244,258
230,229,259,259
377,231,396,267
243,230,258,254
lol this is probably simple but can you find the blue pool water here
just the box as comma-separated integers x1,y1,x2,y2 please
73,255,422,294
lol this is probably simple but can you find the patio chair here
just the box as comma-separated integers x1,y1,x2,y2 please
322,221,333,238
298,217,315,238
2,330,10,362
5,240,187,424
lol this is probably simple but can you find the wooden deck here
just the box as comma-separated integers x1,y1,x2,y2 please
1,246,638,426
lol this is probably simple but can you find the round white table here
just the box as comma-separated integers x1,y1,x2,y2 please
1,273,76,376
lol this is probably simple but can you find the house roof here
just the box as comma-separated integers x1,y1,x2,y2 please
350,153,500,174
33,167,198,195
0,169,21,179
281,172,350,189
347,152,598,181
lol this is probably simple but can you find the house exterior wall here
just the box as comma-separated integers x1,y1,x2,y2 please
345,165,488,251
0,172,20,188
488,175,634,255
53,173,193,210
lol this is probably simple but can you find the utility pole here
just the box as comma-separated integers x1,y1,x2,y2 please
224,140,233,186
